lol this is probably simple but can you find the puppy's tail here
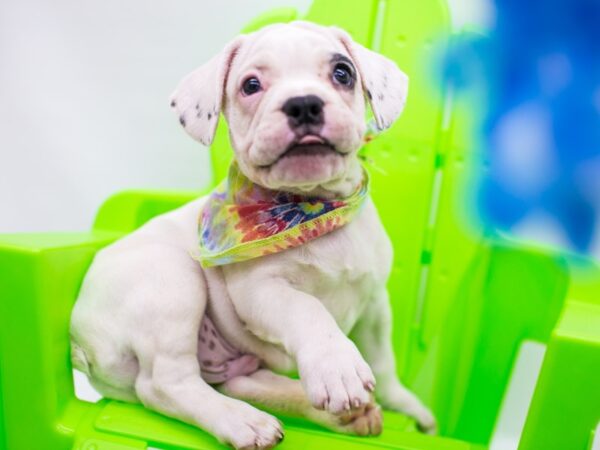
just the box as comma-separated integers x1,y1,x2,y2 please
70,339,92,376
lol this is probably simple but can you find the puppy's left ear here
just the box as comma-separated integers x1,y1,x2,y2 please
170,37,244,146
333,28,409,130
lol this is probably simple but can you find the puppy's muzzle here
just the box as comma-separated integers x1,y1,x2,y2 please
282,95,324,129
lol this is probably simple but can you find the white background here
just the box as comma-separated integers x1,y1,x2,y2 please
0,0,490,233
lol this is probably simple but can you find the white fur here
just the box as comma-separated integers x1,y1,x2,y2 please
70,21,434,450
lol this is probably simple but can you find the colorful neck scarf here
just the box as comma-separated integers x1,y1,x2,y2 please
197,162,369,267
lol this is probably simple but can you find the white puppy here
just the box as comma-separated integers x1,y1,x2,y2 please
70,21,436,449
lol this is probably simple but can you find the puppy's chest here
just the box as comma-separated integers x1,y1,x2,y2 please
290,214,391,333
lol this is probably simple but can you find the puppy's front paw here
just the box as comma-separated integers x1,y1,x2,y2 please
214,398,284,449
297,341,375,415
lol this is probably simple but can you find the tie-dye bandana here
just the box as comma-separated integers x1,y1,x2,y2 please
197,162,369,267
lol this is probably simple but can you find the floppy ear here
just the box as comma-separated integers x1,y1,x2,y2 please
333,28,409,130
170,37,244,146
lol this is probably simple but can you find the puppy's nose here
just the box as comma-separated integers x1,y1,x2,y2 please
282,95,324,128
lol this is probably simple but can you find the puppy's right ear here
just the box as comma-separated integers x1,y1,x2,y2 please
331,27,408,131
170,37,244,146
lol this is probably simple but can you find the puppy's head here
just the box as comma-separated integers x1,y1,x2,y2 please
171,21,408,194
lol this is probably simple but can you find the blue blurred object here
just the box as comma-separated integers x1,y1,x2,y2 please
445,0,600,252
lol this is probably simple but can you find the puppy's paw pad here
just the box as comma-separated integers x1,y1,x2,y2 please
353,404,383,436
338,403,382,436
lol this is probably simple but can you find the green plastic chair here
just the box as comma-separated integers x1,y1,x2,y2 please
1,1,599,449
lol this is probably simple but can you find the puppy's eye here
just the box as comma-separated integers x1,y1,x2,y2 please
332,64,354,87
242,77,262,96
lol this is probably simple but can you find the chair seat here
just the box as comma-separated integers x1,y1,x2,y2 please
68,398,480,450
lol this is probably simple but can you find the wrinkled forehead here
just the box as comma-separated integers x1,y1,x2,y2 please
231,24,350,79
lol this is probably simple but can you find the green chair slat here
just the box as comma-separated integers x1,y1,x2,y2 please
361,0,452,380
518,270,600,450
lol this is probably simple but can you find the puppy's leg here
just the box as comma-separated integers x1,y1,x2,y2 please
219,369,382,436
224,274,376,415
350,288,437,434
135,356,282,449
114,244,282,450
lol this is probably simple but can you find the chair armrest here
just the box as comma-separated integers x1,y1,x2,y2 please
0,184,213,448
92,189,205,234
518,262,600,450
0,231,121,450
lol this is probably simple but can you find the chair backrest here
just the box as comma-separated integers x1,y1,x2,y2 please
208,1,575,445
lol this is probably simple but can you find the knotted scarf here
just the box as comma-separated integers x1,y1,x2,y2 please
197,162,369,267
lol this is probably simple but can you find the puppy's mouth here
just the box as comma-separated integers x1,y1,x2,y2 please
283,134,337,157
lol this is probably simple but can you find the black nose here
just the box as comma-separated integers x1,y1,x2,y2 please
281,95,324,128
